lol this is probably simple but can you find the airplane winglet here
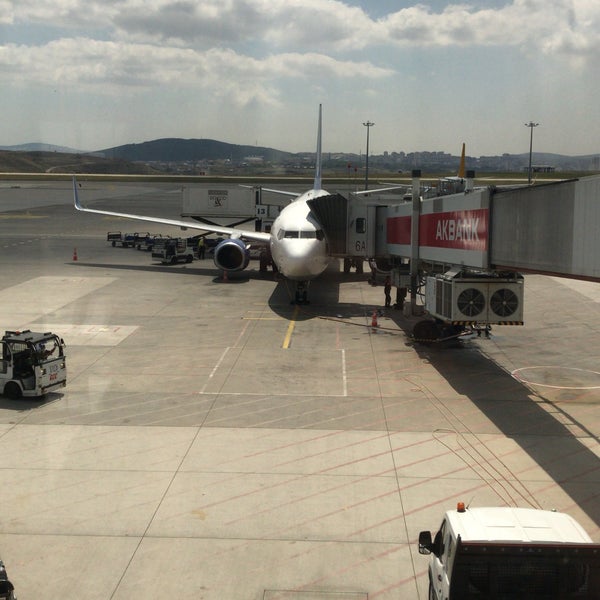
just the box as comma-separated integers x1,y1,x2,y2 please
73,176,83,210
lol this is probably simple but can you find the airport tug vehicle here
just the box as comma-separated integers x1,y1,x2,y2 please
419,503,600,600
1,330,66,399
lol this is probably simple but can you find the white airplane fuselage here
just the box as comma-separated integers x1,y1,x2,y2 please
269,189,330,281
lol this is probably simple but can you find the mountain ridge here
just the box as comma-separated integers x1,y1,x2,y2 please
1,139,598,174
98,138,293,163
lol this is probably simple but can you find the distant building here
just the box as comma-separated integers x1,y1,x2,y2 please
243,155,265,164
522,165,556,173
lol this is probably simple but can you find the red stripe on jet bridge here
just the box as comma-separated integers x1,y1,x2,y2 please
387,208,489,251
386,215,412,245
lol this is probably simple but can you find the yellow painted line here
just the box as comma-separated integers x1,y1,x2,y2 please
243,317,282,321
282,305,299,349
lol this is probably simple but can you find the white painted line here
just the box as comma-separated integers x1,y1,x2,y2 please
200,347,231,394
341,348,348,397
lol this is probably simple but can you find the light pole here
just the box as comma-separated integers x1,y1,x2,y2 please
525,121,539,185
363,121,374,190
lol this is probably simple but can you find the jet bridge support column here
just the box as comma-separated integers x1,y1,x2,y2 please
410,170,421,315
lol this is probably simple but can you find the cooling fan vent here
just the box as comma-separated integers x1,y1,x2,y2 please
456,288,486,317
490,288,520,317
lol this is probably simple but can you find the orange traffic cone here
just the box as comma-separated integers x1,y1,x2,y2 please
222,270,228,282
73,247,78,261
371,310,378,328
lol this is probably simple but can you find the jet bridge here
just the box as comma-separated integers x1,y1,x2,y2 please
491,176,600,280
309,173,600,340
382,174,600,281
181,184,283,233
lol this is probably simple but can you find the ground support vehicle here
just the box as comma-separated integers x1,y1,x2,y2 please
1,330,66,399
419,504,600,599
151,238,194,264
135,233,162,252
107,231,150,248
0,559,15,600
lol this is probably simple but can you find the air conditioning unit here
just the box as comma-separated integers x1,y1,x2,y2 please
425,270,524,325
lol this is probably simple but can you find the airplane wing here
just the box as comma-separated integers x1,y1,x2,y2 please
260,187,300,198
239,184,299,198
73,178,271,243
352,185,409,196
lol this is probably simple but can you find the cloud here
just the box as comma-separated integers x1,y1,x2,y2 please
0,37,392,106
113,0,263,46
5,1,600,66
378,0,599,59
2,0,598,109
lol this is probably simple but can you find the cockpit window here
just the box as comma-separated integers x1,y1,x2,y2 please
280,229,324,240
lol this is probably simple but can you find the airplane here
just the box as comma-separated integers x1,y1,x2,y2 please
391,142,468,201
436,142,468,195
73,105,399,304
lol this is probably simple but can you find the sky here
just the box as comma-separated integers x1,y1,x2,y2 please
1,0,599,156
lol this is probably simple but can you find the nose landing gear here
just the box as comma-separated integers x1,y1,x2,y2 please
293,281,310,305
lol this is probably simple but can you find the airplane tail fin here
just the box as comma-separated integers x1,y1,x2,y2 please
313,104,322,191
458,142,466,178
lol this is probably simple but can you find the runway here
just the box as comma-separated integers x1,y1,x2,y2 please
1,180,599,599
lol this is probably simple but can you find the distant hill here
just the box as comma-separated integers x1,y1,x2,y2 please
0,150,161,175
98,138,293,163
1,137,598,175
0,142,84,154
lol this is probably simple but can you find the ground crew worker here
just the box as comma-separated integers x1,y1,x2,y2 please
368,259,377,285
197,237,205,259
384,276,392,308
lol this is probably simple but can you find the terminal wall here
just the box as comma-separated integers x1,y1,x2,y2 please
572,176,600,280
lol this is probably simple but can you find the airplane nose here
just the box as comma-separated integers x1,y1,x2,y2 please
278,240,328,279
284,256,313,278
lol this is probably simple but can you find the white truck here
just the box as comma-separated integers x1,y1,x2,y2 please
1,330,67,399
418,504,600,599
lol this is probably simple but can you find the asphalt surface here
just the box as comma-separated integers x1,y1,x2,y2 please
0,180,599,599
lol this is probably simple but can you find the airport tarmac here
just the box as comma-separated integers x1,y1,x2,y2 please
0,179,599,599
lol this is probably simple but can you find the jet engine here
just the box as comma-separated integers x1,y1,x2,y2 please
213,238,250,272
